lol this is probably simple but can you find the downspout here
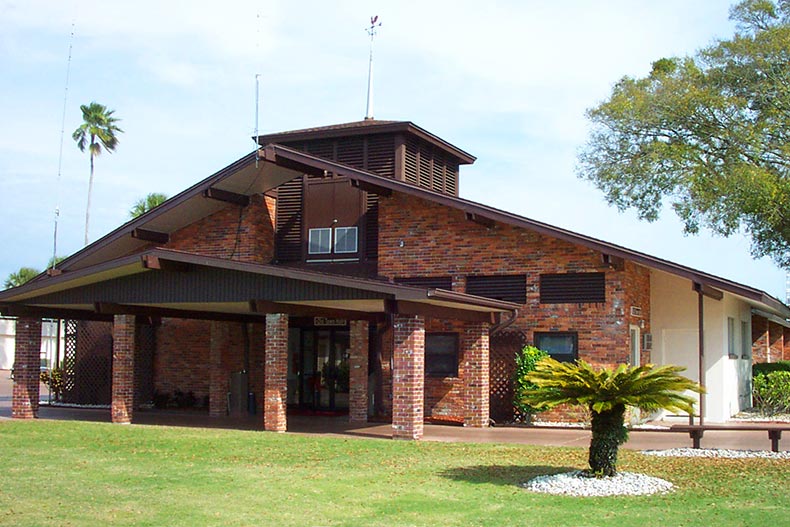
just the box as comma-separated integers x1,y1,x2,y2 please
490,308,519,336
697,289,705,426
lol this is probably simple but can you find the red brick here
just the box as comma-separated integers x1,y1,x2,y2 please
112,314,136,424
12,317,41,419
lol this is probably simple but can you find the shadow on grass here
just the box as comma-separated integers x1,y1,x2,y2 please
439,465,579,486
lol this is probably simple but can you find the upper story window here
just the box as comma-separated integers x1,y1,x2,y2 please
540,273,605,304
308,228,332,254
308,227,358,256
334,227,358,254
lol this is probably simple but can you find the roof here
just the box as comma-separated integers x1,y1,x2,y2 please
254,119,477,165
7,140,788,320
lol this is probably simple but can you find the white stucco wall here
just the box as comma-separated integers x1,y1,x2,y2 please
650,271,753,423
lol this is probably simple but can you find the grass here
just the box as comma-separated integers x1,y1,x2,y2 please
1,420,788,526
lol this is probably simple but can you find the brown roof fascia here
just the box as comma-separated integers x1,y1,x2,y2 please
265,144,790,317
256,120,476,165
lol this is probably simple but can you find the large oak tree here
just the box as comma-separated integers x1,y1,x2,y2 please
579,0,790,268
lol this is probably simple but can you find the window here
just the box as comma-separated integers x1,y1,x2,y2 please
425,333,459,377
540,273,605,304
333,226,358,253
728,317,737,359
308,228,332,254
466,274,527,304
534,332,578,363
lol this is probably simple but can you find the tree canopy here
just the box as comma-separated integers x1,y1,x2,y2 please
129,193,169,219
578,0,790,268
4,267,40,289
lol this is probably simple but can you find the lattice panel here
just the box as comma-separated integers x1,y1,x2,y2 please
489,330,527,423
60,320,113,405
134,322,156,408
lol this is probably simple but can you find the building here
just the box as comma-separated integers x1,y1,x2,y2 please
2,120,789,436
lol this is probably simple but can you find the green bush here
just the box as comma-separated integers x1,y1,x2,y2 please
40,367,64,399
513,345,549,423
753,361,790,377
752,371,790,415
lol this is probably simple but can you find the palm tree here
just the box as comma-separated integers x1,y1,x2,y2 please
72,102,123,246
129,193,169,219
520,358,703,477
4,267,41,289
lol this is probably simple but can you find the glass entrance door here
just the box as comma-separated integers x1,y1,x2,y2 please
295,328,350,411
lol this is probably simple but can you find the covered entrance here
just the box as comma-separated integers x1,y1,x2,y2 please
289,319,352,412
1,249,516,439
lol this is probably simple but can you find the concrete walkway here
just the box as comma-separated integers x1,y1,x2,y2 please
1,370,784,451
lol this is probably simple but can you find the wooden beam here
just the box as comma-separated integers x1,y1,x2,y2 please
693,282,724,301
0,304,113,322
140,254,191,272
94,302,265,323
203,187,251,206
601,253,625,271
465,212,496,229
132,228,170,244
386,300,498,324
46,268,63,277
350,179,392,197
250,299,381,322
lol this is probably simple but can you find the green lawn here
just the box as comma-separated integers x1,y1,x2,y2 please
0,420,787,526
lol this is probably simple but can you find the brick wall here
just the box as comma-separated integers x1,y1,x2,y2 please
392,314,425,440
163,194,276,264
264,314,288,432
377,192,647,420
769,321,785,363
752,316,770,363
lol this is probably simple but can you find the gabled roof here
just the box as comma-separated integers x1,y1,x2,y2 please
9,142,788,319
254,119,477,165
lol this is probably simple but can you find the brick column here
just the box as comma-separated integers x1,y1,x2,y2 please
392,314,425,440
463,322,490,428
12,317,42,419
209,321,228,417
264,313,288,432
111,314,136,424
349,320,369,423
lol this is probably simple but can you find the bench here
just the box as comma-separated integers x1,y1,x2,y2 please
669,423,790,452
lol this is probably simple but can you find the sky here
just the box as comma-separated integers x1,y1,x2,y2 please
1,0,787,301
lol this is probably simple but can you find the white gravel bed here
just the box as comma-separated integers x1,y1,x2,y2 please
642,448,790,459
732,409,790,423
522,471,673,497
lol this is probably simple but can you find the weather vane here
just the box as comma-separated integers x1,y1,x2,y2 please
364,16,381,120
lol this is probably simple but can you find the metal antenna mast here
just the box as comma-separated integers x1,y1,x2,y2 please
255,73,261,167
52,22,76,270
364,15,381,120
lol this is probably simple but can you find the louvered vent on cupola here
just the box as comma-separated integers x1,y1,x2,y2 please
404,137,459,195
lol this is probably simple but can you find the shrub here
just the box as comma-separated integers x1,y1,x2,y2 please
513,345,549,423
40,367,64,400
752,371,790,415
753,361,790,377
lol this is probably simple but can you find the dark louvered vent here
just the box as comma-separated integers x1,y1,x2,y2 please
337,136,365,168
418,148,432,189
444,164,458,195
274,177,303,262
395,276,453,290
466,275,527,304
431,152,445,193
305,139,335,160
540,273,606,304
366,135,396,177
364,192,379,260
404,138,419,185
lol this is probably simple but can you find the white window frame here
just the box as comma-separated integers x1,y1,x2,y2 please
333,226,358,254
727,317,737,359
308,228,332,255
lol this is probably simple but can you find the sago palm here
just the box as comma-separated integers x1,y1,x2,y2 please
72,102,123,246
520,358,703,477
